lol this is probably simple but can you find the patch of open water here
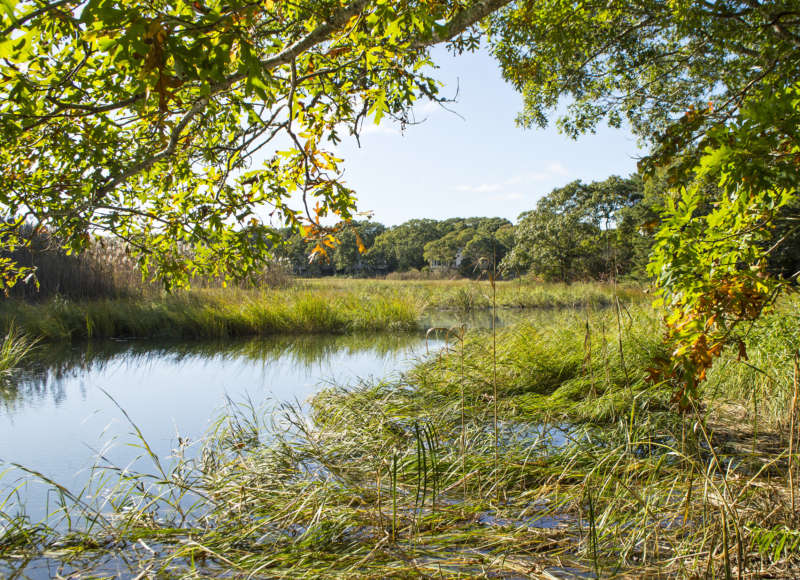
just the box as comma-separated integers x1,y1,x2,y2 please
0,309,531,524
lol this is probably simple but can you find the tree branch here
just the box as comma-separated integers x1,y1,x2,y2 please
411,0,514,49
90,0,514,205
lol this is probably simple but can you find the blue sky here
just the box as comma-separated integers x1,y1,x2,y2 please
331,47,643,226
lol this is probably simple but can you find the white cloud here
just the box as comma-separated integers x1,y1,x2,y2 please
360,122,401,137
546,161,569,176
454,162,572,198
489,192,525,201
455,183,503,193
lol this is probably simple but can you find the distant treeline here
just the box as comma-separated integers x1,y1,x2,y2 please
275,175,652,282
277,172,800,283
273,217,515,279
6,173,799,300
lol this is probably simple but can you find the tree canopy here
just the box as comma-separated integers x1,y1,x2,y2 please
501,176,644,282
3,0,800,395
0,0,512,288
488,1,800,395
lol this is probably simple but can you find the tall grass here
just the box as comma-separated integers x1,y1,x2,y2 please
2,226,147,300
0,325,36,381
0,287,420,341
306,277,647,311
0,279,642,343
5,298,800,576
2,225,294,301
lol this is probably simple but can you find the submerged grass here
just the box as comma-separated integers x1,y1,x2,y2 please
3,293,800,577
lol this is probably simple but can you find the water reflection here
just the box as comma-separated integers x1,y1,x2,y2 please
0,308,534,521
2,333,427,411
418,308,530,331
1,307,528,413
0,331,442,518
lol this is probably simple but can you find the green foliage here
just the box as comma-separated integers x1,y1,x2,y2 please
422,217,513,277
490,0,800,147
647,83,800,398
489,1,800,392
331,221,385,275
270,217,514,278
0,0,513,288
371,218,443,272
502,176,644,282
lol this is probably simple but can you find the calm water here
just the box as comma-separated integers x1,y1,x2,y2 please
0,309,528,521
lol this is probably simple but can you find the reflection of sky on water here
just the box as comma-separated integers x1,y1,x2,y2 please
0,310,531,521
0,333,442,521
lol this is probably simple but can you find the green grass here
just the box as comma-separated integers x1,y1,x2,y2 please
0,279,647,342
4,294,800,577
0,286,422,341
0,325,36,380
305,277,647,311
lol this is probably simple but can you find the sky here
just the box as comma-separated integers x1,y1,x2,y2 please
328,46,643,226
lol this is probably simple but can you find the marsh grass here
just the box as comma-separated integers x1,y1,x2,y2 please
306,277,646,312
0,325,36,384
0,279,644,344
0,286,421,341
3,297,800,577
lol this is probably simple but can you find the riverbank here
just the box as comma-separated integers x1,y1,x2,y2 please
0,279,645,342
3,298,799,578
0,286,420,341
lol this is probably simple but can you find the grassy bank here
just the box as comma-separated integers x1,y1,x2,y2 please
0,286,421,341
305,278,647,311
3,298,799,577
0,279,645,342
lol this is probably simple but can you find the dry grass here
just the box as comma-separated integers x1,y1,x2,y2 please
3,298,800,577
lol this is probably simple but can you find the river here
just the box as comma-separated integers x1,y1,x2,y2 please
0,310,525,523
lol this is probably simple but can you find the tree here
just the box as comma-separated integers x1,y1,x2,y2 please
0,0,512,288
646,85,800,400
502,183,600,283
489,1,800,395
422,217,512,275
331,220,384,275
490,1,800,150
502,177,643,282
370,219,441,272
423,228,473,270
582,175,644,279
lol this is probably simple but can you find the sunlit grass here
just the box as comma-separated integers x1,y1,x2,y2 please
3,297,800,576
0,287,421,341
0,325,36,381
303,277,647,311
0,279,647,342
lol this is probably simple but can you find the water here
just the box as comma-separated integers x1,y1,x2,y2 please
0,309,528,522
0,333,438,517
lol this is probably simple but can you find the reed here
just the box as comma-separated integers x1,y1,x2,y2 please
3,295,800,577
0,325,36,381
2,225,295,301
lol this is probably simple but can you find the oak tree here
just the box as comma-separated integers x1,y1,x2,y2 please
0,0,512,288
